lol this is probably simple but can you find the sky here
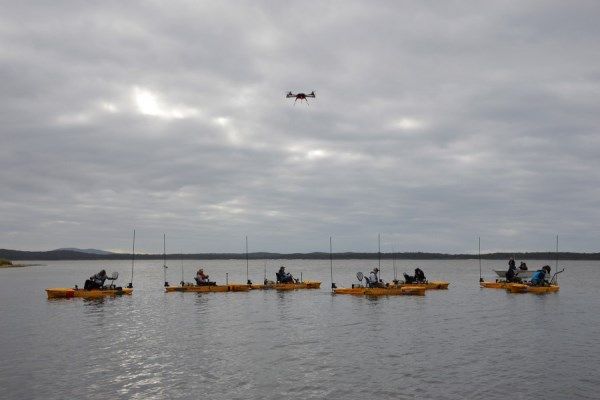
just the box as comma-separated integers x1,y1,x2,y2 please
1,1,600,253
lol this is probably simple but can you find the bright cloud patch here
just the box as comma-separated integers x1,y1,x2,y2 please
391,118,425,131
133,87,198,119
101,102,118,113
306,149,328,160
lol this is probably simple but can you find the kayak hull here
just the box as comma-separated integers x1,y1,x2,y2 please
506,283,559,294
367,286,426,296
334,286,426,296
480,281,510,289
402,281,449,290
334,287,366,295
46,287,133,299
165,284,249,293
250,281,322,290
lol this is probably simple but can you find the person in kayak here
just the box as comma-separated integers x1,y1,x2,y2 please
519,262,528,271
505,263,521,283
403,268,427,284
414,268,427,283
366,268,385,287
530,265,551,286
508,257,516,269
276,266,295,283
195,268,209,285
84,269,107,290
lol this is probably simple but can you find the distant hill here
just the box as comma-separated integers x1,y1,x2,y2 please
1,248,600,261
55,248,114,255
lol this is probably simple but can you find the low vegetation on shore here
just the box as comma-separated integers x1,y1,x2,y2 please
0,259,30,268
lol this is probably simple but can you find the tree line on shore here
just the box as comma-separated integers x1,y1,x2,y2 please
2,248,600,261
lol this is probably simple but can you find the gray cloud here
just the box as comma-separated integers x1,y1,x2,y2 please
1,1,600,253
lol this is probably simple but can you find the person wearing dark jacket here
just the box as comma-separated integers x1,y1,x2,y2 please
85,269,107,289
519,262,528,271
403,268,427,284
508,257,516,269
505,263,522,283
276,266,294,283
414,268,426,283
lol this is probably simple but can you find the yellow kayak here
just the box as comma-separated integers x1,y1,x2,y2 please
401,281,449,290
480,281,511,289
334,285,426,296
250,281,322,290
506,283,560,294
46,287,133,299
165,283,249,293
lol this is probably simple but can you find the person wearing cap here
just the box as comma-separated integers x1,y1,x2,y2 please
85,269,107,289
367,268,382,287
276,266,294,283
195,268,209,284
530,265,551,286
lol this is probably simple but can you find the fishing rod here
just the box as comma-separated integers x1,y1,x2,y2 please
479,236,482,283
330,236,336,290
180,250,184,286
163,233,169,287
127,229,135,289
555,234,559,273
392,243,397,282
246,235,251,285
378,233,381,282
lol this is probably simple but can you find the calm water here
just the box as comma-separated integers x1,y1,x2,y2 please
1,259,599,399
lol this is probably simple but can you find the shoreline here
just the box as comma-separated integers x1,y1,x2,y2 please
0,263,44,268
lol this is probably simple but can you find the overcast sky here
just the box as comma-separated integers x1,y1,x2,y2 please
1,1,599,253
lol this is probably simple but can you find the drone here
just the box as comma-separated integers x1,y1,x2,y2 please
286,91,316,105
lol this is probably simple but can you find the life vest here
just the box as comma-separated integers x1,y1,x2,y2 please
530,270,546,285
